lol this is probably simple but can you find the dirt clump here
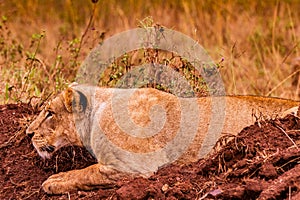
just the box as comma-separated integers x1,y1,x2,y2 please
0,103,300,199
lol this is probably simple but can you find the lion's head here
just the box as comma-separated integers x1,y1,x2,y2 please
26,87,88,159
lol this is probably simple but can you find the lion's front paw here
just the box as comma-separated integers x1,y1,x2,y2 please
42,164,119,194
42,172,74,194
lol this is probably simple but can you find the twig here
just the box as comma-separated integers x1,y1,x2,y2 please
275,124,298,149
76,2,97,60
277,156,300,170
0,129,24,149
24,189,40,199
281,41,300,65
266,68,300,96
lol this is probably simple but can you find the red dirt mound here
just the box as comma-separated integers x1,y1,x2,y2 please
0,103,300,199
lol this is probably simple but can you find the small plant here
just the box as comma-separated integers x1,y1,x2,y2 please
0,1,98,103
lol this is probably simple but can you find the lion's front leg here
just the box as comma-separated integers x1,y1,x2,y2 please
42,164,127,194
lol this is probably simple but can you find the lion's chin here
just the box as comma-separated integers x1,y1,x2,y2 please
38,151,52,159
32,142,55,159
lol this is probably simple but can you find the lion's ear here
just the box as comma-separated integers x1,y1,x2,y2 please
63,87,88,113
63,88,74,112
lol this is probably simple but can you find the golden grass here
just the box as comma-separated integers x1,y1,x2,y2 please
0,0,299,103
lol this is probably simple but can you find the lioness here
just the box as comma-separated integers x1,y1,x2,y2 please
26,84,299,194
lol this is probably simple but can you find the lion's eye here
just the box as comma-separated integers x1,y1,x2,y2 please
46,111,54,118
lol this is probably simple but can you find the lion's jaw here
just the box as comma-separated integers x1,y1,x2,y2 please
26,93,83,159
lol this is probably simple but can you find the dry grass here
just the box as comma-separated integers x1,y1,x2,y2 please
0,0,299,103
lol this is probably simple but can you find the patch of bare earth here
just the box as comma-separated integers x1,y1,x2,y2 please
0,103,300,199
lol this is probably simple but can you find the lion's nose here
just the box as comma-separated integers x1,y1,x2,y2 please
26,129,35,138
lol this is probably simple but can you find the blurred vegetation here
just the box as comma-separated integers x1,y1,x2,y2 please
0,0,300,103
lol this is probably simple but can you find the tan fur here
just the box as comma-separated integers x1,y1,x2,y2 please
26,85,299,194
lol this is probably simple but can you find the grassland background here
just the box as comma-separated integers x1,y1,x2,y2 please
0,0,300,103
